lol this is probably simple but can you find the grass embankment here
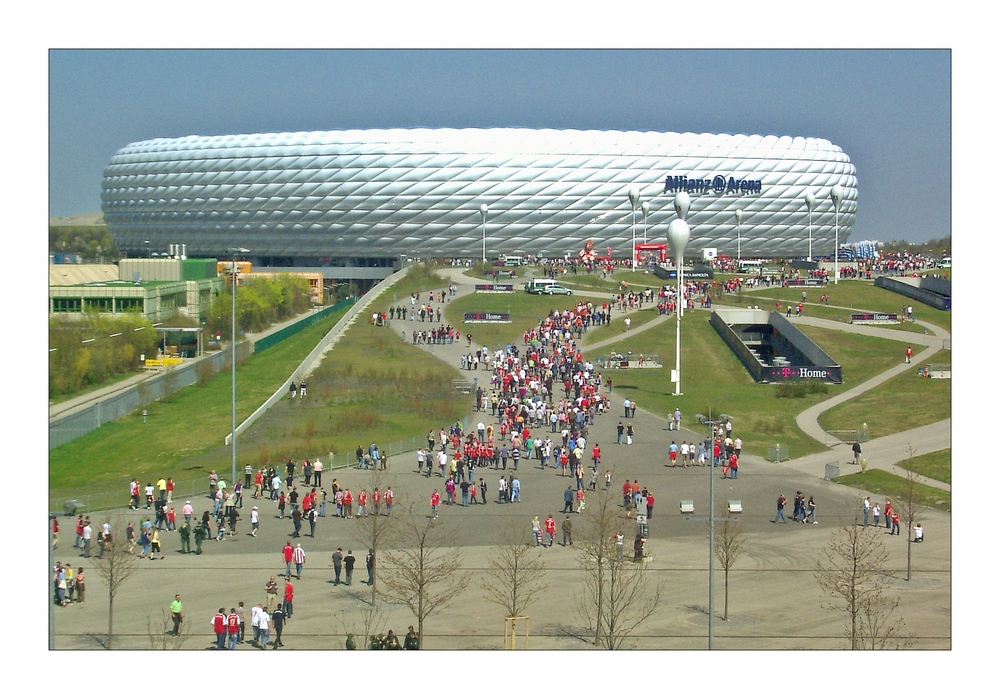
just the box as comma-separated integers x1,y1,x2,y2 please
49,306,350,502
444,289,611,350
237,320,466,465
820,349,951,438
725,277,951,334
593,308,914,460
897,448,951,484
48,263,468,508
583,307,661,346
834,470,950,511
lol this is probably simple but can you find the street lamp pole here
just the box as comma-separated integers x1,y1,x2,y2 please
228,247,250,486
805,192,816,262
480,204,488,264
735,209,743,265
831,186,843,285
667,192,690,396
628,188,640,270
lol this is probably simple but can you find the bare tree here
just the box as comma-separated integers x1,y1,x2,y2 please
898,446,928,582
576,486,663,650
146,608,192,649
713,510,747,622
336,601,390,650
481,519,549,620
815,503,910,649
380,504,470,648
353,470,401,605
91,513,140,649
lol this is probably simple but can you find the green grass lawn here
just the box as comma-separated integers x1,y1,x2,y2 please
726,278,951,334
49,306,350,503
820,349,951,438
609,269,668,290
595,308,914,459
583,307,661,346
236,317,466,466
896,448,951,485
835,469,950,511
444,289,611,350
49,264,475,510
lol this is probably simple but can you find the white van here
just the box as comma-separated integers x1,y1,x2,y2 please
524,278,558,294
500,255,525,267
936,256,951,268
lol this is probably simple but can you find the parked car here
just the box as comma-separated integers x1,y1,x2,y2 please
541,284,572,295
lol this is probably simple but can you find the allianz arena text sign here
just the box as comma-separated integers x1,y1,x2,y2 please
664,174,763,195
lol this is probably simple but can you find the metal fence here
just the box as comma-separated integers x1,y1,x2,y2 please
49,341,253,449
50,299,358,450
824,425,870,447
767,444,790,462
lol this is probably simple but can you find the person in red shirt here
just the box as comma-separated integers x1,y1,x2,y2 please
384,487,394,516
592,444,601,468
283,542,294,578
342,489,353,518
226,608,240,649
544,515,557,547
622,480,632,507
372,488,381,516
283,577,295,618
358,489,368,517
211,608,227,649
646,492,654,518
430,489,441,519
166,477,174,503
74,515,84,549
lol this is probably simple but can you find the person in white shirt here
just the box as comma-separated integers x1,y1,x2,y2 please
258,607,272,649
312,459,323,487
680,441,690,466
417,448,426,474
251,603,263,646
913,523,923,542
250,506,259,537
437,449,448,477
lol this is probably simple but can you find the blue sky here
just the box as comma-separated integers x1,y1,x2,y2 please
49,49,951,243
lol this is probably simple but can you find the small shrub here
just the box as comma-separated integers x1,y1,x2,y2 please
775,383,807,399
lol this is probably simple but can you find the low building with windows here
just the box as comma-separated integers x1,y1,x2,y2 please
49,257,222,322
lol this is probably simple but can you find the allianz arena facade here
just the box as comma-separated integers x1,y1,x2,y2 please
101,128,857,264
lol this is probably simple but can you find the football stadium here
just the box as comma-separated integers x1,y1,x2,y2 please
101,128,857,267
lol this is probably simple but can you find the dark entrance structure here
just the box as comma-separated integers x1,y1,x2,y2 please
709,309,842,383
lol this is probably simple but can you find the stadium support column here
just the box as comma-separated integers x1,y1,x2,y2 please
831,185,842,285
667,192,690,396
